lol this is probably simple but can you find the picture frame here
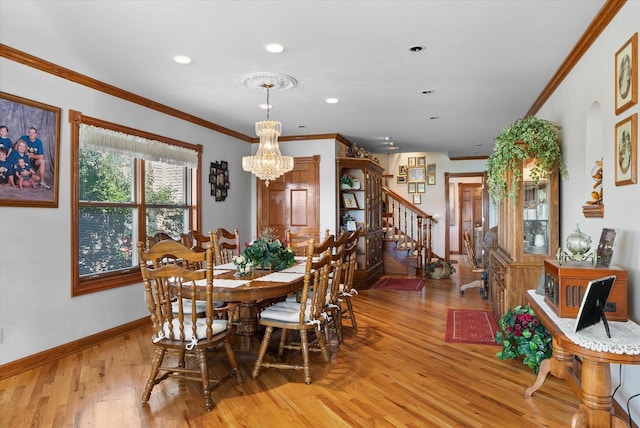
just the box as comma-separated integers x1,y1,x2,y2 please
397,175,407,184
596,228,618,267
615,33,638,115
417,156,426,166
614,113,637,186
407,157,416,167
413,194,421,205
427,174,436,185
417,182,426,193
356,221,365,231
427,163,436,174
0,92,61,208
399,165,407,175
210,160,230,200
408,182,416,193
407,167,426,182
342,192,359,209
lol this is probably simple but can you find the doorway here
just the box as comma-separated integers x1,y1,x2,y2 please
257,155,320,242
444,172,488,260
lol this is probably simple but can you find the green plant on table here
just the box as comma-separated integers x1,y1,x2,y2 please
486,116,568,204
495,305,552,373
241,227,295,271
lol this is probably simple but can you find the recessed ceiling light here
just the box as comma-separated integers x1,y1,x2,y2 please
326,98,339,104
387,146,399,150
266,43,284,53
422,90,435,94
173,55,192,64
429,116,440,120
298,125,306,128
409,45,425,52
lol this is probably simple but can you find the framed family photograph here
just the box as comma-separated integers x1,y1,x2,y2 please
407,157,416,167
407,167,425,182
428,174,436,185
397,175,407,184
0,92,61,208
417,156,426,166
408,182,416,193
615,33,637,115
399,164,407,175
342,192,359,209
614,113,637,186
417,182,426,193
427,163,436,174
413,194,421,205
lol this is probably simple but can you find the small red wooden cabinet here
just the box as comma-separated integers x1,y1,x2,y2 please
543,259,627,321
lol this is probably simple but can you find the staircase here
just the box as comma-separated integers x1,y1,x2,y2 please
382,185,440,274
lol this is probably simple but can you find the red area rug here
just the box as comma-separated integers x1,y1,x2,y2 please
371,278,425,291
445,309,500,346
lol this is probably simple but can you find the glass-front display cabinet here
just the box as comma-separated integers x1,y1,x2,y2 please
488,157,559,318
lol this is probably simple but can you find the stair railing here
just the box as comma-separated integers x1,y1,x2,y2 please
382,186,438,273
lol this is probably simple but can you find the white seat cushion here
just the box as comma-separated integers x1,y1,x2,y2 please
162,318,227,341
172,298,224,314
260,302,311,323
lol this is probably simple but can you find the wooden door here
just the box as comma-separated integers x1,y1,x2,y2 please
459,183,483,256
257,156,320,242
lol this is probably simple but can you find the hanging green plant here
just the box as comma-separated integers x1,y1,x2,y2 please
486,117,568,203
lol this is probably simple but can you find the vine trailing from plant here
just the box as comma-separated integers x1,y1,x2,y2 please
486,116,568,204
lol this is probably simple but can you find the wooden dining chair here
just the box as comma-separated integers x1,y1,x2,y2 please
147,231,179,249
285,227,328,256
216,228,239,264
252,237,333,384
137,240,242,412
339,229,360,328
180,230,213,270
325,231,347,344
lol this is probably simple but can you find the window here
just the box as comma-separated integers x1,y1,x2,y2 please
70,112,201,295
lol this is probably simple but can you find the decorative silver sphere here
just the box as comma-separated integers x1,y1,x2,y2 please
566,224,592,256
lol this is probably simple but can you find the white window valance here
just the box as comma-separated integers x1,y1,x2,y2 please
79,124,198,168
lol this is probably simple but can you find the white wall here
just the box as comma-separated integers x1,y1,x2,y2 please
0,58,252,364
536,0,640,415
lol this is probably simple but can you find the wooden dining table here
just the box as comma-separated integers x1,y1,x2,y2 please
203,262,308,352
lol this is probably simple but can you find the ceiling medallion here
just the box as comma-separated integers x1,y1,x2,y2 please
238,72,298,91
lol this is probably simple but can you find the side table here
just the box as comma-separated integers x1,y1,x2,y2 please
524,290,640,428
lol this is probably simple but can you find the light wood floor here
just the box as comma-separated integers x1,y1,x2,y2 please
0,255,580,427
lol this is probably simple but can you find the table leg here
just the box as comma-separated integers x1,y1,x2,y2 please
578,358,616,428
525,336,574,397
237,300,259,352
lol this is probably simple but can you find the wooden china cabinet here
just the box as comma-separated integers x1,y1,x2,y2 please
488,158,559,319
337,157,384,289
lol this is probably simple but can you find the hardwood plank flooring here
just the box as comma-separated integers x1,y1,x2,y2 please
0,259,580,427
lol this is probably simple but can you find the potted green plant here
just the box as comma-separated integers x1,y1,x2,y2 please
486,116,568,203
495,305,552,373
340,174,354,190
425,259,456,279
241,227,295,271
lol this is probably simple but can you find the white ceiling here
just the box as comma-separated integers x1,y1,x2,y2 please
0,0,606,157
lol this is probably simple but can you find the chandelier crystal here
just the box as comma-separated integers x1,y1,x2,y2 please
242,83,293,186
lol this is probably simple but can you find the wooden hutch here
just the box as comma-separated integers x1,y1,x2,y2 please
488,158,560,319
337,157,384,289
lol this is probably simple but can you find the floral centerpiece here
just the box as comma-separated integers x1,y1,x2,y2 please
495,305,552,373
231,255,252,276
241,227,295,271
425,259,456,279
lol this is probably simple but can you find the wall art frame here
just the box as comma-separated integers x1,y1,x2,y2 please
209,160,230,201
408,182,416,193
407,167,425,182
407,157,416,167
413,194,421,205
417,182,426,193
397,175,407,184
614,113,637,186
0,92,61,208
615,33,637,115
399,164,407,175
417,156,426,166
